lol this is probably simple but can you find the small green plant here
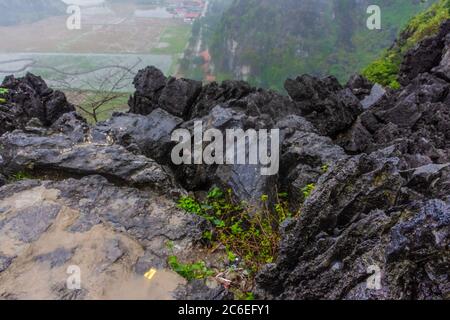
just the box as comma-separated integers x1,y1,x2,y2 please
274,192,291,223
202,230,213,241
244,292,255,300
226,249,238,263
0,88,7,105
178,196,202,214
10,171,32,181
168,256,214,281
321,164,330,173
231,221,243,235
208,187,224,199
362,54,401,89
235,291,255,300
277,192,288,198
177,188,301,299
178,188,296,274
301,184,316,201
165,240,175,251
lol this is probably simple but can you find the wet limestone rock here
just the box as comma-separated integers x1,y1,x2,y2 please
128,66,202,119
0,127,175,192
285,75,363,137
0,73,75,136
0,176,204,300
94,109,183,164
256,148,449,300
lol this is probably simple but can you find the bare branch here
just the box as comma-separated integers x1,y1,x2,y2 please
49,58,141,123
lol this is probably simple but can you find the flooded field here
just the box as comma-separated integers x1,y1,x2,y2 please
0,2,192,90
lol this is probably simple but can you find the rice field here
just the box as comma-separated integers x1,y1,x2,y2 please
0,3,193,90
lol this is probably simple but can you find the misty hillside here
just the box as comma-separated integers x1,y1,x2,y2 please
208,0,438,90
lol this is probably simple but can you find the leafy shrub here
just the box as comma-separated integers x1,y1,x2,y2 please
178,188,297,274
321,164,330,174
363,0,450,88
362,55,401,89
10,171,33,182
178,196,202,215
0,87,8,104
301,184,316,201
235,291,255,300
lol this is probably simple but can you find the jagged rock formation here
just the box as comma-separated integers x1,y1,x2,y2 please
255,20,450,300
129,66,202,119
338,21,450,161
284,75,363,137
400,20,450,85
0,74,75,136
0,19,449,300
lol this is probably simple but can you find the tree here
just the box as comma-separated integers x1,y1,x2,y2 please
54,60,141,123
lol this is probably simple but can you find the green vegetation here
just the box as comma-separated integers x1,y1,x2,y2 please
178,188,297,274
0,87,8,104
176,187,303,299
9,171,33,182
301,184,316,202
235,291,255,300
174,185,328,298
174,179,330,297
363,0,450,88
168,256,215,281
363,54,402,89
